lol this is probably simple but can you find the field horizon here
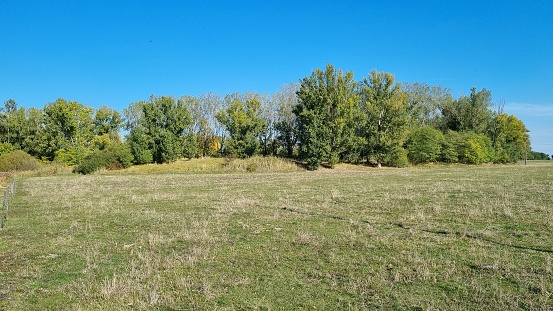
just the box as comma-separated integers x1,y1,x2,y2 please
1,161,552,309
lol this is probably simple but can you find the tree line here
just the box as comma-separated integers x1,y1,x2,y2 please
0,64,545,172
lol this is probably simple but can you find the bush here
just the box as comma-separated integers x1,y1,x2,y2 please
0,150,41,172
386,147,409,168
441,130,461,163
457,132,494,164
54,146,90,166
74,143,134,174
0,142,15,156
406,126,444,164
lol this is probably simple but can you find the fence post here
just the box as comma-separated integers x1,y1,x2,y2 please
11,180,15,198
1,189,5,229
5,185,9,220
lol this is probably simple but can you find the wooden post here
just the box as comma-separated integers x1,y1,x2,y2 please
1,190,5,229
5,186,9,220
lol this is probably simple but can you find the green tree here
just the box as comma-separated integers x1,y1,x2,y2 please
127,127,154,165
21,108,46,158
0,99,18,145
361,70,408,168
491,113,529,163
294,64,360,169
42,98,95,161
216,93,267,158
94,105,123,136
140,95,192,163
440,87,492,134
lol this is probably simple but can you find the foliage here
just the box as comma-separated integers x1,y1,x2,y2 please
181,133,198,158
0,63,536,169
127,127,154,165
457,132,494,164
216,94,267,158
0,150,41,172
406,126,444,164
488,113,529,163
527,151,550,160
274,83,300,158
440,87,492,133
141,95,192,163
441,130,462,163
294,64,360,169
361,70,408,167
74,143,133,174
0,142,15,156
94,105,123,135
403,82,452,128
53,145,90,166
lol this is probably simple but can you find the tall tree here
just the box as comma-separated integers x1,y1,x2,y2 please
216,93,267,158
361,70,409,168
294,64,360,169
198,92,224,155
94,105,123,136
140,95,192,163
42,98,94,161
0,99,18,144
402,82,453,128
274,83,300,158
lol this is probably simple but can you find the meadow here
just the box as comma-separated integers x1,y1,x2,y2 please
1,160,553,310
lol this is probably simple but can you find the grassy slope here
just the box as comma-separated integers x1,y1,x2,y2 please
1,161,553,310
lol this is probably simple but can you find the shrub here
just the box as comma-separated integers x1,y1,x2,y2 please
457,132,494,164
441,130,461,163
0,150,41,172
386,147,409,168
0,142,15,156
406,126,444,164
74,143,134,174
54,146,90,166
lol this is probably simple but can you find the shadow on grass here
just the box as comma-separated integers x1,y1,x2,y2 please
280,206,553,254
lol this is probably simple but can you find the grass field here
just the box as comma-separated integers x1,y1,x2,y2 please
1,161,553,310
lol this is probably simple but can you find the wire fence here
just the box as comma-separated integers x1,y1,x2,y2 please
1,179,16,229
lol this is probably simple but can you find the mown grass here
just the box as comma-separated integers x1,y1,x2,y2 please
1,161,553,310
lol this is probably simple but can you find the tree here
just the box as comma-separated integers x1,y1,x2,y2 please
258,92,278,156
274,83,300,158
402,83,453,128
489,113,529,163
440,87,492,134
0,99,19,145
216,93,267,158
42,98,94,162
127,127,153,164
140,95,192,163
94,105,123,136
294,64,360,169
361,70,409,168
198,92,224,156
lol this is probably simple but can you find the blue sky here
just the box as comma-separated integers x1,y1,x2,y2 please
1,1,552,154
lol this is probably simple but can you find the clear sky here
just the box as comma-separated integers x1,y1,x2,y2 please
1,0,552,155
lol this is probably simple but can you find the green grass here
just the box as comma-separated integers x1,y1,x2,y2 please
1,161,553,310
